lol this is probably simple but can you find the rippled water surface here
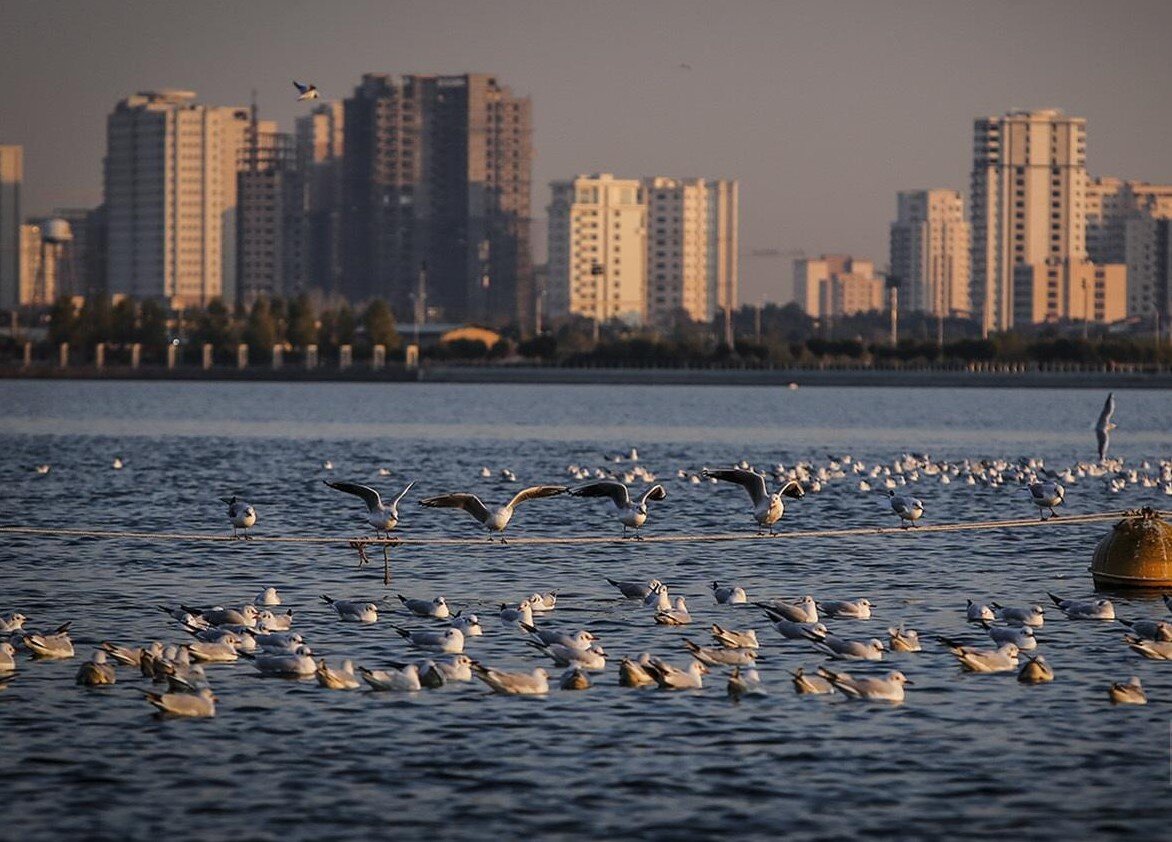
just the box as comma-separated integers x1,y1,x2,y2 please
1,381,1171,840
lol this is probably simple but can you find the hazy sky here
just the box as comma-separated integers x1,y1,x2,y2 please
3,0,1171,302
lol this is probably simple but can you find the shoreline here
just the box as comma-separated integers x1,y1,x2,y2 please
2,364,1170,388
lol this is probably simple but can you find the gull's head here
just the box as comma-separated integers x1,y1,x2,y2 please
364,603,379,614
810,623,829,637
888,671,911,685
10,613,26,625
591,645,607,657
295,644,313,656
534,668,549,680
241,605,260,620
92,650,108,664
637,504,648,516
859,599,873,608
435,597,447,607
870,639,886,652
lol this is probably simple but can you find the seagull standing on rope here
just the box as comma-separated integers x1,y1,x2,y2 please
703,467,804,534
1027,480,1065,520
568,480,667,538
221,496,256,539
887,489,924,528
1095,392,1116,461
325,480,415,538
420,485,566,541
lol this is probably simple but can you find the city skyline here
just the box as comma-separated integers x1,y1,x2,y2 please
3,0,1171,305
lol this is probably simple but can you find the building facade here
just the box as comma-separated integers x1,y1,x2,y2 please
104,90,256,307
0,145,21,309
547,174,647,325
705,179,739,324
889,189,971,316
644,177,709,326
295,101,344,296
1086,177,1172,318
970,109,1088,333
341,73,533,326
1013,259,1127,325
793,255,883,318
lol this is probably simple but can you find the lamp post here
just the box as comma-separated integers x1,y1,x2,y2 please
886,274,900,348
411,261,427,351
591,260,604,344
1081,277,1089,341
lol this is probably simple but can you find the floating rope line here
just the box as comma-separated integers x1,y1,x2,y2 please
0,509,1146,548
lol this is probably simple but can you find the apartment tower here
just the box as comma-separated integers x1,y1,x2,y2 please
0,146,21,309
889,189,971,316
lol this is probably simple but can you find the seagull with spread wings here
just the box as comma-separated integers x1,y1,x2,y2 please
1095,392,1116,461
325,480,414,537
702,468,804,534
569,480,666,538
293,81,320,101
420,485,566,540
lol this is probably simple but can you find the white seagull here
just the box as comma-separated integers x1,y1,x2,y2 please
703,468,804,534
396,594,450,619
293,81,320,101
888,490,924,528
939,639,1020,673
325,480,414,537
1108,675,1146,704
1018,655,1055,684
221,496,257,539
1027,481,1065,520
319,595,379,624
315,659,361,690
360,664,422,692
992,602,1045,627
818,598,873,620
1048,592,1115,620
818,666,911,703
142,687,216,717
420,485,566,540
470,663,550,695
712,582,748,605
569,480,667,538
391,625,464,654
76,651,117,686
1095,393,1116,461
642,658,708,690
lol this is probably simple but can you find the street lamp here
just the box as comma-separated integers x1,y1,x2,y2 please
591,260,604,344
1081,277,1089,341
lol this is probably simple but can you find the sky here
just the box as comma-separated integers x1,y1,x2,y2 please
3,0,1171,303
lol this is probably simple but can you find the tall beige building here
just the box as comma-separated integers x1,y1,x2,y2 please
970,109,1089,333
547,174,647,325
889,189,971,316
705,179,738,321
0,145,21,309
1087,176,1172,316
793,255,883,318
644,177,709,326
1013,259,1127,325
105,90,257,307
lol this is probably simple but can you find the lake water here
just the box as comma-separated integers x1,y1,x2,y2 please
1,381,1170,840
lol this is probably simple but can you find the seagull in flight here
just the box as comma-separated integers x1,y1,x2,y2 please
420,485,566,540
569,480,667,538
678,63,693,70
293,81,320,101
1095,392,1116,461
703,468,804,534
325,480,414,537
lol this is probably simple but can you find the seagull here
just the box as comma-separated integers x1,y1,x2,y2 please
0,642,15,672
678,62,693,71
756,596,819,623
0,613,27,634
606,578,663,600
619,655,657,688
397,594,450,619
527,641,607,670
965,599,996,622
939,639,1020,673
1108,675,1146,704
142,687,217,717
887,626,922,652
254,587,281,606
185,640,239,663
818,598,872,620
654,597,692,626
450,612,483,636
527,592,558,612
888,490,924,528
807,634,885,661
470,663,550,695
420,485,566,540
319,595,379,623
1027,481,1065,520
643,583,671,612
981,621,1037,650
256,609,293,632
569,480,667,538
727,667,766,699
790,666,835,695
221,496,257,539
818,666,911,703
1048,593,1115,620
360,663,422,692
642,658,708,690
22,624,74,658
401,654,474,684
75,651,117,686
703,468,804,534
560,667,592,690
181,604,260,628
34,464,50,475
520,623,596,650
252,631,305,652
711,624,759,649
245,645,317,676
992,602,1045,627
391,625,464,654
1117,618,1172,641
325,480,414,537
768,617,828,641
112,457,124,470
1018,655,1054,684
499,600,534,626
684,639,758,667
315,659,361,690
293,81,320,101
1095,393,1116,461
99,641,146,666
1123,634,1172,660
712,582,747,605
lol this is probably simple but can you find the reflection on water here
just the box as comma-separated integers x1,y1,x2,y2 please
0,382,1169,838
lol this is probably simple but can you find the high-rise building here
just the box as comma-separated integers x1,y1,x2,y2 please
18,219,74,306
793,255,883,318
341,73,533,325
104,90,257,307
0,145,21,309
706,179,739,323
1013,259,1127,325
644,177,709,326
295,101,344,295
970,109,1088,333
1086,177,1172,317
547,173,647,325
889,189,971,316
50,208,93,298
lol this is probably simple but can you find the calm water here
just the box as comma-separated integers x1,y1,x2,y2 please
1,381,1170,840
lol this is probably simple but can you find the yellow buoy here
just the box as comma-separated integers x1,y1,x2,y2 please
1091,508,1172,589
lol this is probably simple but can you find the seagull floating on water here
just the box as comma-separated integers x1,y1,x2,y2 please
142,687,216,717
470,663,549,695
818,666,911,703
606,578,662,600
1108,675,1146,704
1018,655,1054,684
319,595,379,624
397,594,450,619
1048,593,1115,620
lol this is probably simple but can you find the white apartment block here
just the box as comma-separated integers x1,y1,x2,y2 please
547,174,647,325
889,189,971,316
970,109,1088,333
645,177,709,326
0,145,21,309
793,255,883,318
1087,176,1172,317
105,90,260,307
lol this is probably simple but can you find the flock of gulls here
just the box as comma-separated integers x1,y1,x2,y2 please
3,578,1170,715
7,392,1168,715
